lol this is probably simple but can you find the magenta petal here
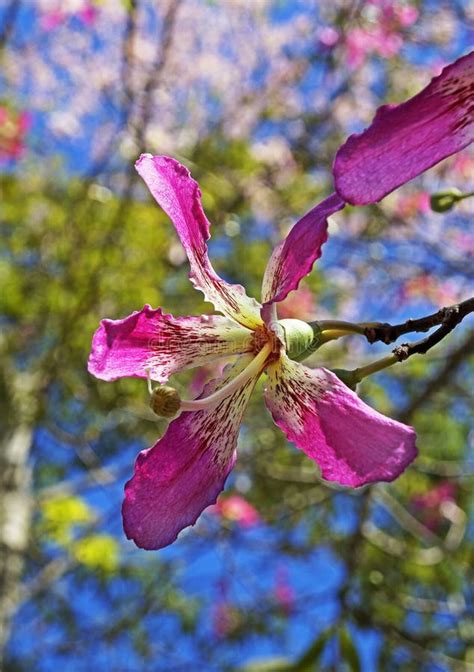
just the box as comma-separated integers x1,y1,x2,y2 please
265,355,417,487
261,193,345,305
122,356,260,550
135,155,262,329
334,51,474,204
88,304,253,383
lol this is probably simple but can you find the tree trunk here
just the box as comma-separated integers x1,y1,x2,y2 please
0,424,33,667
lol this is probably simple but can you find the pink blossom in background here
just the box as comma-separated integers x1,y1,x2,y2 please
411,482,457,531
394,191,430,219
346,28,402,68
413,482,457,508
398,274,459,308
373,0,419,28
40,10,64,31
394,5,419,27
344,1,418,68
78,3,98,25
278,285,316,320
212,601,240,639
318,26,340,49
210,495,261,529
0,107,30,160
211,581,241,638
451,152,474,180
450,231,474,256
274,566,295,616
40,1,98,31
88,51,474,550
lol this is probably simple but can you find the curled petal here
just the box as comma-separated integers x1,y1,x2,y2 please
88,304,254,383
261,193,345,305
135,154,262,329
265,354,417,487
334,51,474,204
122,356,262,550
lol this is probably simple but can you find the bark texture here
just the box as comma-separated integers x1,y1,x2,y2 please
0,423,33,666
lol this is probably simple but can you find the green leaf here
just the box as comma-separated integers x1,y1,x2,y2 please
72,534,119,575
339,626,361,672
293,627,332,671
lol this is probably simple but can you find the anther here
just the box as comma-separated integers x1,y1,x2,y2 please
150,386,181,418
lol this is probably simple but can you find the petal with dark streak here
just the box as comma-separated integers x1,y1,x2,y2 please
136,154,262,328
88,305,254,383
265,354,417,487
122,356,262,550
334,51,474,204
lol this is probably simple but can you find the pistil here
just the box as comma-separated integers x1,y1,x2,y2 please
181,343,272,411
150,343,273,418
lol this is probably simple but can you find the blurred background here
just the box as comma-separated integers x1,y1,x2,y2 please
0,1,473,670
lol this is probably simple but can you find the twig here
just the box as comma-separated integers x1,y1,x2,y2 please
0,0,20,51
364,297,474,346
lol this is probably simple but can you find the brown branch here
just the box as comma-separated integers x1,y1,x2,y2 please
0,0,20,51
132,0,183,151
364,297,474,347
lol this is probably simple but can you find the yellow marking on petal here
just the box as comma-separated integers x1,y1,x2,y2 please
265,353,330,434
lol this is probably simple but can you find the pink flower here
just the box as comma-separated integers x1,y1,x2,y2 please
394,191,430,219
344,1,418,67
40,10,65,31
78,4,97,25
398,274,459,307
211,580,241,638
88,52,474,550
450,231,474,255
346,26,402,68
211,495,260,528
411,482,457,531
274,565,295,616
212,601,240,638
394,5,419,27
0,107,30,160
40,1,98,30
278,286,316,320
412,482,457,509
318,27,340,49
451,152,474,179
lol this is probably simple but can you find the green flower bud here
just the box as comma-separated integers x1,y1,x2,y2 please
279,319,319,361
430,188,462,213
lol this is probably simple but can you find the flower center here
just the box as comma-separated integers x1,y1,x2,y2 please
149,319,318,419
150,343,273,418
251,325,272,353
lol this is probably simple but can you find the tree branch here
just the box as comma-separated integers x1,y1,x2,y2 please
364,297,474,347
0,0,20,51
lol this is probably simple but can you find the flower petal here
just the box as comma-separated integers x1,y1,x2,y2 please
135,154,262,328
261,193,345,305
334,51,474,204
122,356,262,550
88,304,254,383
265,354,417,487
